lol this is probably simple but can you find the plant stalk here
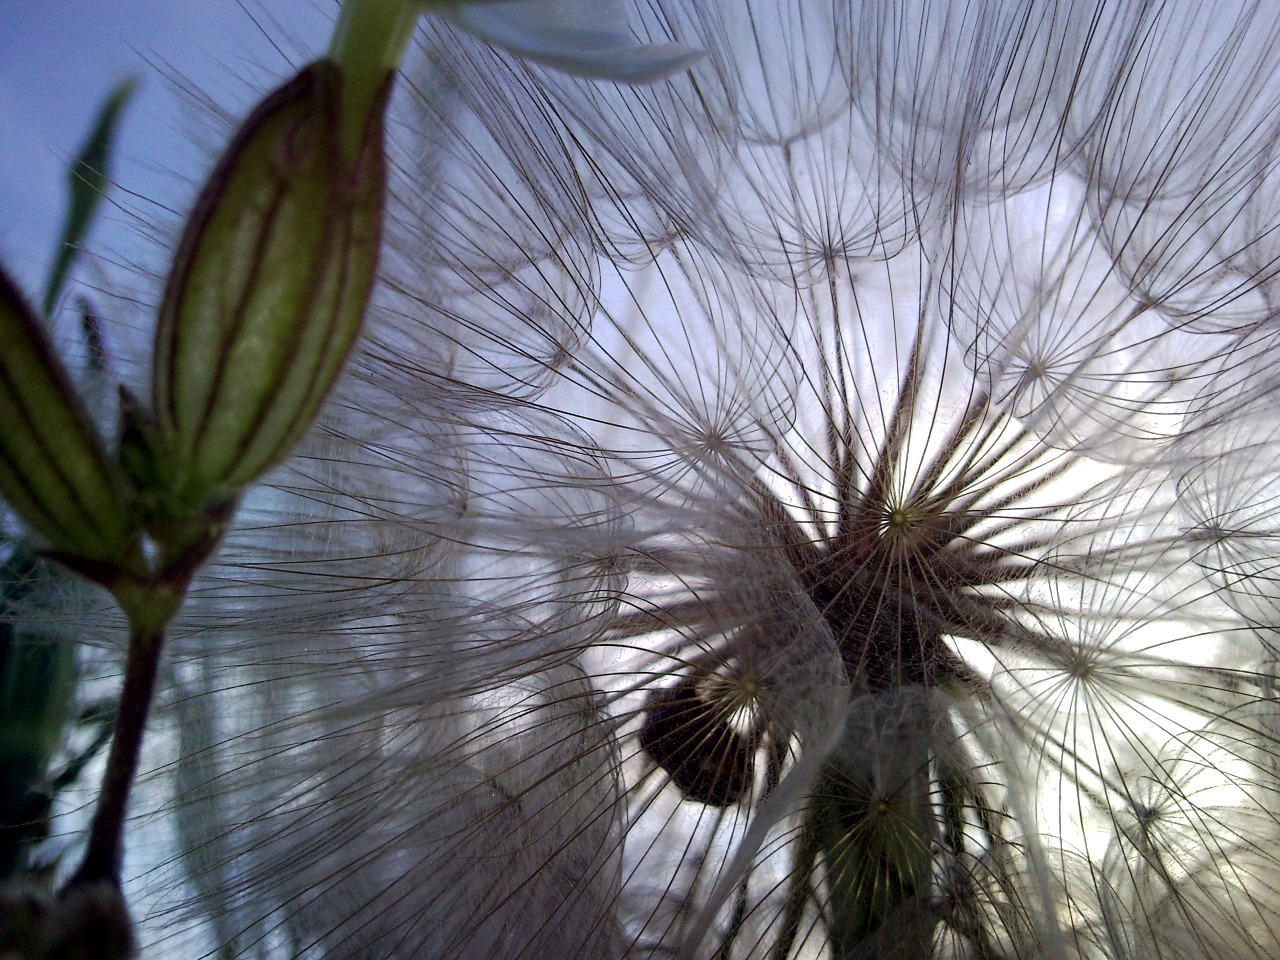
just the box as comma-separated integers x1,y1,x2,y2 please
328,0,416,162
61,621,164,892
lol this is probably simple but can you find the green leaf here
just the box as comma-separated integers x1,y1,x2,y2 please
42,79,136,318
0,553,76,880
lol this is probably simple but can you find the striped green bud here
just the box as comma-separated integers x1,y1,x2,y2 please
145,60,387,527
0,269,131,564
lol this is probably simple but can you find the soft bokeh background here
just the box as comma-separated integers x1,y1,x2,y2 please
0,0,333,294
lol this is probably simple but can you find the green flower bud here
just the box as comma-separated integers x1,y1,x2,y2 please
146,60,387,525
805,690,938,954
0,269,131,563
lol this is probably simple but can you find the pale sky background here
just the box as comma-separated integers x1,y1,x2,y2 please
0,0,335,297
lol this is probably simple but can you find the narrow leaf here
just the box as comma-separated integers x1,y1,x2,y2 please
42,79,136,317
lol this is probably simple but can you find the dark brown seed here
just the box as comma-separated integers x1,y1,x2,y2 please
639,677,754,806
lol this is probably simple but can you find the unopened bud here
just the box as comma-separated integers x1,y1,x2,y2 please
145,60,387,526
0,268,131,563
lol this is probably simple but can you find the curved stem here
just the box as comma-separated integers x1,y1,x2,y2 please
61,620,165,891
328,0,416,162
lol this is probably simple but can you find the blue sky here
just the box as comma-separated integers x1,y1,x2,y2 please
0,1,333,295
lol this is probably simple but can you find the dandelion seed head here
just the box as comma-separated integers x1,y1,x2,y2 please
45,0,1280,957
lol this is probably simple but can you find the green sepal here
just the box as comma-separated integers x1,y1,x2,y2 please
0,268,133,564
148,60,388,526
115,386,161,499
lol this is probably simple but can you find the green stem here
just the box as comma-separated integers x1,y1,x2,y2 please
58,514,217,890
328,0,417,162
60,620,165,891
